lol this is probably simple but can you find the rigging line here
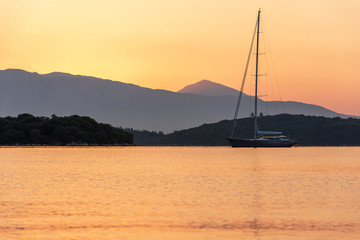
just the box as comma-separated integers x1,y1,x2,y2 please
260,15,277,114
256,16,268,117
262,17,286,113
260,19,269,115
230,20,258,137
264,43,269,115
249,77,252,117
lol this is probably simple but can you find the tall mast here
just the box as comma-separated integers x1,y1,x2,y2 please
254,9,261,140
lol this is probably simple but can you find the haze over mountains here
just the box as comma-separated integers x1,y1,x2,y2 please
0,69,352,132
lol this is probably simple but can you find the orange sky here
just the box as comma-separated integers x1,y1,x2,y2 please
0,0,359,115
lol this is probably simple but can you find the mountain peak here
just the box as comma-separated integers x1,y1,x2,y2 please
178,79,240,97
45,72,76,78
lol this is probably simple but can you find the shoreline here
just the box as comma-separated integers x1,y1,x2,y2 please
1,144,359,148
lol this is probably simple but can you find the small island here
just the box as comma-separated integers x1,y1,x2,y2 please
0,114,133,146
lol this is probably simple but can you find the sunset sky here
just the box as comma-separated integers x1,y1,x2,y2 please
0,0,359,115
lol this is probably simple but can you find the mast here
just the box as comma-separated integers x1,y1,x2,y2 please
254,9,261,139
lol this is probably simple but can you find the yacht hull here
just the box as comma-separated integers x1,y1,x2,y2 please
227,137,297,148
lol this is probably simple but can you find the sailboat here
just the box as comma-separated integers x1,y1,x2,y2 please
227,9,297,148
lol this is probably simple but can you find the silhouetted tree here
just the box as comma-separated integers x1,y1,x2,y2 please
0,114,133,145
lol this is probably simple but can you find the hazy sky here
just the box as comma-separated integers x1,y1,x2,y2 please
0,0,359,115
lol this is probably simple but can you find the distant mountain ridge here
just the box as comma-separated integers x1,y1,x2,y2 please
0,69,353,132
178,79,241,96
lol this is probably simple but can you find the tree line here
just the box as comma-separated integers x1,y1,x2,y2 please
130,114,360,146
2,114,359,146
0,114,133,145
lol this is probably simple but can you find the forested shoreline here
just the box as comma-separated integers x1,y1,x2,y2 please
1,114,359,146
0,114,133,146
130,114,360,146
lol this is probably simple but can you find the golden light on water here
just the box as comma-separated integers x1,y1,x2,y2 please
1,147,360,239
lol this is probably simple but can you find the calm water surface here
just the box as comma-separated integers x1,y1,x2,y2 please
1,147,360,240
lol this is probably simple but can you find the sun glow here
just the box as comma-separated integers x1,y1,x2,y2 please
0,0,359,115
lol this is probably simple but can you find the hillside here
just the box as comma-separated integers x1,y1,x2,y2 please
0,69,352,132
177,79,241,96
130,114,360,146
0,114,133,145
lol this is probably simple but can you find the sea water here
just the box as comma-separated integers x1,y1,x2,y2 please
1,147,360,240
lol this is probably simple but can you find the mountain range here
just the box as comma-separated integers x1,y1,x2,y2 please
0,69,352,132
